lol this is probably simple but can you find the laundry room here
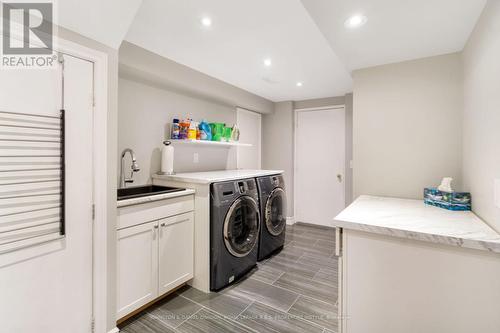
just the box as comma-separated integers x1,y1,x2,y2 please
114,20,350,331
2,1,500,333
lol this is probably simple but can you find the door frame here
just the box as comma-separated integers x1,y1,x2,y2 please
4,28,111,333
293,105,345,226
56,36,110,333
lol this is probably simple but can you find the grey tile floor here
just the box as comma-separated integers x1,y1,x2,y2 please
119,223,338,333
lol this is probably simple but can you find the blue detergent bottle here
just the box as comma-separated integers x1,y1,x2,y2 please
199,120,212,140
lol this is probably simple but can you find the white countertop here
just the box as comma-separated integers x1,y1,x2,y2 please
117,188,195,208
334,195,500,254
152,169,284,184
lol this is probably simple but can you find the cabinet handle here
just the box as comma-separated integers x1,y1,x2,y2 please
161,223,166,227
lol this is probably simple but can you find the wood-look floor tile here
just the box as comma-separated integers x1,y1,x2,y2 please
300,231,335,242
176,308,254,333
292,226,335,241
179,286,253,319
288,295,338,331
297,254,338,271
285,233,319,246
120,314,176,333
121,223,340,333
237,301,324,333
286,226,306,236
274,272,337,305
313,268,337,285
248,264,284,284
147,293,202,328
315,239,336,249
224,277,299,312
272,245,306,261
287,242,334,258
264,252,320,278
293,222,335,232
284,238,293,246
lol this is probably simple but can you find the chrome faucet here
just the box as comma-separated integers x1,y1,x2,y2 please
120,148,140,188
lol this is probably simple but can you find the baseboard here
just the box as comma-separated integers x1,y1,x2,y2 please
286,216,295,225
294,221,336,230
116,283,187,325
108,327,120,333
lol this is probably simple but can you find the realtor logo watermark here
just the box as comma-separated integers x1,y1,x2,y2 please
1,2,57,68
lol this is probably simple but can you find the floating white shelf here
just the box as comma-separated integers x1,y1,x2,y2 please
169,139,252,147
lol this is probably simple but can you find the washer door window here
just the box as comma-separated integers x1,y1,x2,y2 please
265,187,287,236
223,196,260,257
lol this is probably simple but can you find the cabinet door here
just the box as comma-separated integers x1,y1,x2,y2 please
158,212,194,295
117,221,159,319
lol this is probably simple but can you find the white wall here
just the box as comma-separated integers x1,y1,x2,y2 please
262,101,295,217
118,77,238,185
352,53,463,199
119,42,274,114
294,96,346,110
462,0,500,231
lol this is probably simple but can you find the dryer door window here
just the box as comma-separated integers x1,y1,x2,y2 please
223,196,260,258
265,187,287,236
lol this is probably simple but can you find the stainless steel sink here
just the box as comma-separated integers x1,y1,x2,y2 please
117,185,185,201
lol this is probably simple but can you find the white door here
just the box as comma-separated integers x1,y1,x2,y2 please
0,55,94,332
236,108,261,169
295,107,345,227
158,212,194,295
117,220,159,319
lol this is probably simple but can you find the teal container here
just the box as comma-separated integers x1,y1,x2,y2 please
199,120,211,140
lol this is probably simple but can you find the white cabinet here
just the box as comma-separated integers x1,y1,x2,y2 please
116,196,195,320
117,221,158,319
158,212,194,295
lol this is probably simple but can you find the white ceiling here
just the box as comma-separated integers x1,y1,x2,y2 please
300,0,487,71
125,0,353,102
56,0,486,102
58,0,143,49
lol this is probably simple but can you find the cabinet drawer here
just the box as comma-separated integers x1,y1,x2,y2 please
118,194,194,230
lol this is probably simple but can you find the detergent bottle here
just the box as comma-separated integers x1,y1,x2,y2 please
199,120,212,140
188,120,197,140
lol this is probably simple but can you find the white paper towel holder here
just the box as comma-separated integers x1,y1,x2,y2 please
159,140,175,175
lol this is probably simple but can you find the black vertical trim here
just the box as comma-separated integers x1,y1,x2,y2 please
60,109,65,235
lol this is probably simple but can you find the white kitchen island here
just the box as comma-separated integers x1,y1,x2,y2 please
333,195,500,333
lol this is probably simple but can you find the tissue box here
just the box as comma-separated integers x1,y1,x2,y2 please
424,188,471,211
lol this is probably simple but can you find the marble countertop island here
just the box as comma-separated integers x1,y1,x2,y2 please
334,195,500,254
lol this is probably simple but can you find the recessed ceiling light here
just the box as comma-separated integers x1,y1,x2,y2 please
263,58,272,67
201,17,212,27
344,14,367,29
296,82,303,87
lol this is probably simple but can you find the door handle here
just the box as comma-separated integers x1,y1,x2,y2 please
337,174,343,182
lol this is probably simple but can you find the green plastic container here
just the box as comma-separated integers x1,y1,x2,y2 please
223,126,232,142
210,123,224,141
